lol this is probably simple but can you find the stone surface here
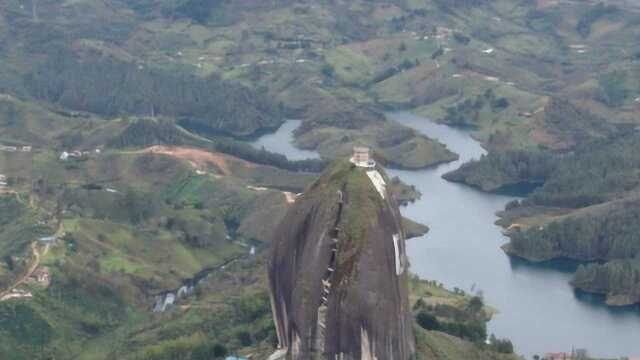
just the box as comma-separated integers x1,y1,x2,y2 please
268,160,415,359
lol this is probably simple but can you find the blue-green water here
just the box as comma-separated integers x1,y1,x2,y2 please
252,114,640,358
250,120,319,161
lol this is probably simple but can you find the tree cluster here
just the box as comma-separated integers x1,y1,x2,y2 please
573,259,640,303
576,3,619,38
442,89,509,128
25,50,282,138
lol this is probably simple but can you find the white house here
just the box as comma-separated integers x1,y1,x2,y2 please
0,145,17,152
350,146,376,168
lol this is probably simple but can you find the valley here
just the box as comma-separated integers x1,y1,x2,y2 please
1,0,640,359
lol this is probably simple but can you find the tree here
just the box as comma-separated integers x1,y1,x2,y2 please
236,330,253,346
321,64,335,78
416,311,441,330
494,338,514,354
598,71,627,107
468,296,484,314
431,47,444,59
576,3,619,37
491,97,509,110
3,255,14,271
453,32,471,45
212,343,228,358
122,189,155,224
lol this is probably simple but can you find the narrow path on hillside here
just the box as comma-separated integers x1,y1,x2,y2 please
0,219,61,301
0,242,48,301
246,186,298,204
175,125,214,143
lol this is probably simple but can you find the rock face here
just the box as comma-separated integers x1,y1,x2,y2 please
268,160,415,359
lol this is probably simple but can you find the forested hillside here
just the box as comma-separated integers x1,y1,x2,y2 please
1,0,640,357
572,259,640,306
26,50,283,138
462,130,640,305
505,197,640,262
443,149,554,193
446,130,640,206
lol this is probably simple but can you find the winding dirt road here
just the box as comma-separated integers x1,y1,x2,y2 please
0,221,60,301
0,242,48,301
134,145,258,176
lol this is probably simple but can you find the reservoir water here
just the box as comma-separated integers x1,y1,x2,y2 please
251,120,319,161
252,113,640,358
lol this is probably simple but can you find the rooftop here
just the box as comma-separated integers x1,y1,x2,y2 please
39,236,58,243
350,146,375,168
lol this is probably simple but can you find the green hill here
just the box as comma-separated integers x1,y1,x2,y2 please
2,0,640,356
572,259,640,306
26,49,283,138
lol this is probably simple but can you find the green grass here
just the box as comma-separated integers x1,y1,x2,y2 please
409,275,496,319
325,46,375,85
415,326,520,360
100,255,148,274
65,218,243,280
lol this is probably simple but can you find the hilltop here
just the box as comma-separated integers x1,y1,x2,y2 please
269,158,415,359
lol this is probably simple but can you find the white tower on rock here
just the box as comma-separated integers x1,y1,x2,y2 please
350,146,376,168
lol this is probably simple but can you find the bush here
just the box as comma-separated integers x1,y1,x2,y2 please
416,311,441,330
491,97,509,110
236,330,253,346
234,292,271,323
321,64,335,78
431,47,444,59
453,33,471,45
576,3,619,37
505,199,521,211
467,296,484,314
598,71,627,107
489,334,515,354
416,310,487,343
122,189,157,225
212,343,228,358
